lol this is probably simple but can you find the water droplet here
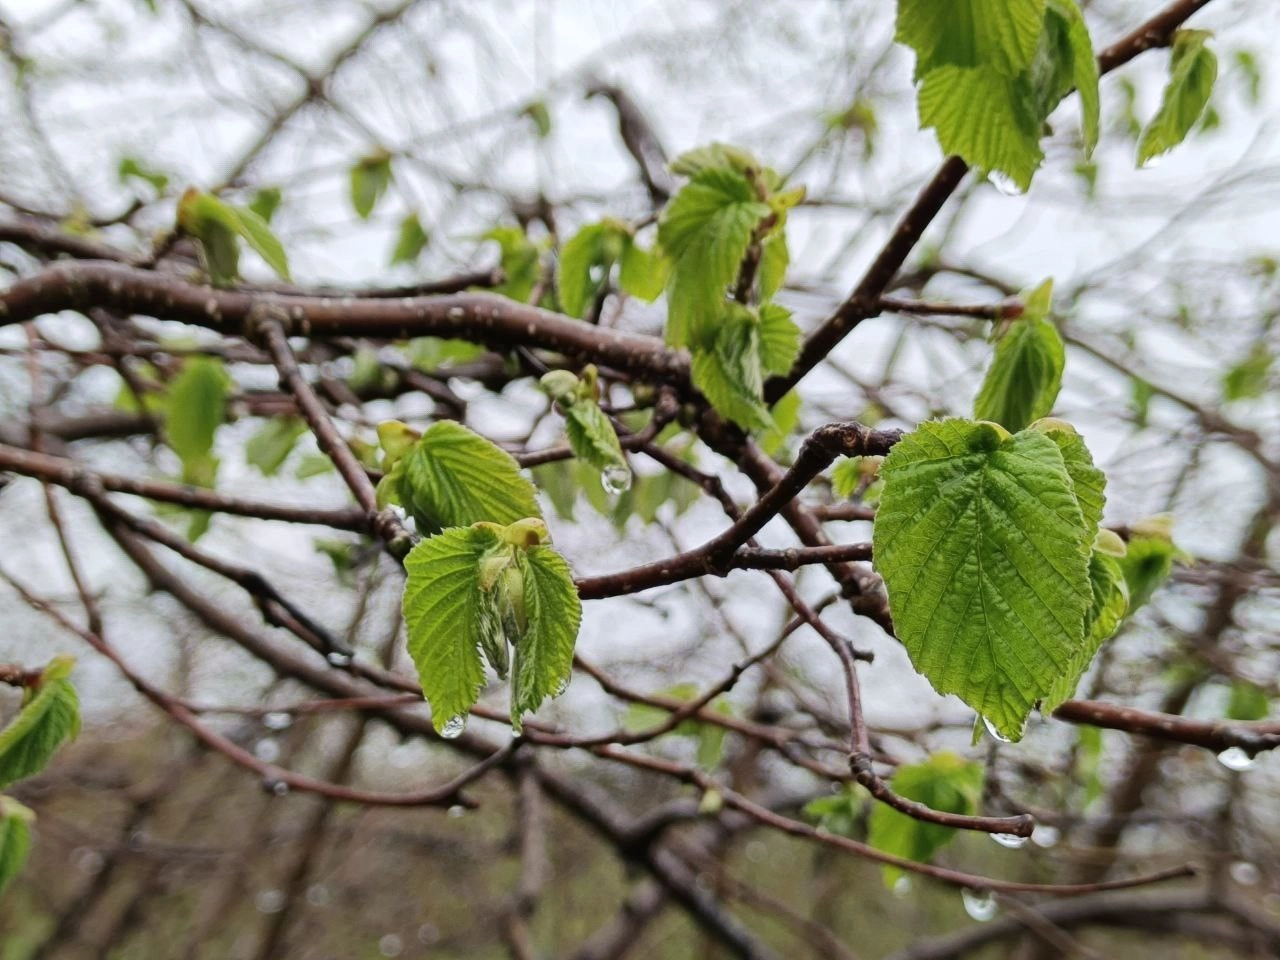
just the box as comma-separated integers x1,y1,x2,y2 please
1230,861,1261,886
892,875,913,898
982,716,1012,743
1141,152,1164,170
254,738,281,764
417,923,440,945
439,715,466,739
263,711,293,731
601,463,632,494
447,804,466,819
256,889,287,914
962,888,998,922
1217,747,1255,771
991,832,1028,849
306,883,331,907
553,675,570,697
326,651,352,667
988,171,1023,197
379,934,404,957
261,777,288,796
1031,824,1060,848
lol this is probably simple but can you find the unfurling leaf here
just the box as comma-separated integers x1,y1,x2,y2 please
868,752,983,886
1138,30,1218,167
974,281,1063,431
0,657,81,788
659,166,771,346
558,220,629,318
377,420,542,535
402,521,580,735
540,368,631,490
874,419,1095,740
165,356,230,466
176,188,291,284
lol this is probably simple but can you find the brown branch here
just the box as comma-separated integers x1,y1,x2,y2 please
0,260,690,380
1053,698,1280,755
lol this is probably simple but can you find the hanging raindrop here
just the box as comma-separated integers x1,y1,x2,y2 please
987,171,1023,197
991,832,1028,849
262,711,293,731
326,651,352,667
892,875,913,898
439,715,466,740
254,738,281,763
1217,747,1256,771
601,463,633,494
1031,824,1060,848
982,716,1012,743
962,888,998,922
447,804,467,819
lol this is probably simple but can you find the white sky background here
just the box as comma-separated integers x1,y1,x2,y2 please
0,0,1277,746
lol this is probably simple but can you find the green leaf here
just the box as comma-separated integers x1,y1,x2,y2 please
759,389,801,457
389,420,542,534
690,308,771,431
227,204,290,280
1116,532,1178,611
873,420,1094,740
1138,30,1218,167
245,417,307,477
897,0,1047,77
391,213,430,266
759,230,789,301
659,167,771,347
405,337,484,371
1043,0,1099,153
350,151,393,220
974,282,1064,431
1226,681,1270,722
402,526,495,735
510,546,581,731
804,787,863,838
669,143,761,178
1042,550,1128,711
868,752,983,886
832,456,882,500
165,357,230,465
523,100,553,138
1036,425,1105,540
0,796,34,897
618,238,670,302
1222,343,1272,401
0,659,80,788
117,156,169,194
248,186,283,224
558,221,628,318
918,64,1043,192
565,402,629,482
484,226,541,303
758,302,801,378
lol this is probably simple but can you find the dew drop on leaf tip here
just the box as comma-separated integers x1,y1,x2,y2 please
962,888,998,922
987,171,1023,197
982,716,1012,743
439,715,466,739
601,463,632,494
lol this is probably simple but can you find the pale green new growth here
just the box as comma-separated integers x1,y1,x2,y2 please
403,522,580,735
403,527,494,735
381,420,542,534
1042,549,1128,710
1138,30,1218,166
899,0,1099,190
873,419,1094,740
659,165,771,347
0,658,81,789
973,281,1064,431
0,797,34,897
